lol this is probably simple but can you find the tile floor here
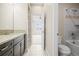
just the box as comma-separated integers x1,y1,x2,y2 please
23,35,46,56
23,45,46,56
32,35,42,45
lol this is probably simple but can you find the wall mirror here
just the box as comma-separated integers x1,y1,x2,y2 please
0,3,14,34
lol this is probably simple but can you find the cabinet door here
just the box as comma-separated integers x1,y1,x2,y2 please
0,40,13,56
14,35,24,45
2,48,13,56
20,39,24,56
14,42,20,56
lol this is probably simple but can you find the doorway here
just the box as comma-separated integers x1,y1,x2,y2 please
25,4,46,56
31,14,44,48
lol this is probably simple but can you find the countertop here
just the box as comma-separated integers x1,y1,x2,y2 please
0,31,25,45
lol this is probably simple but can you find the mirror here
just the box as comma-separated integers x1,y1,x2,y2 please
0,3,14,34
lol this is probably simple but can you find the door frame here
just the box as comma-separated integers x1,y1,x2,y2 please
27,4,32,49
44,13,46,50
53,3,58,56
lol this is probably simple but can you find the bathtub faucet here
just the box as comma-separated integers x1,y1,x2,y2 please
71,32,76,39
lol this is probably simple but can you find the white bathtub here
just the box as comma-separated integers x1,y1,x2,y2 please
63,40,79,56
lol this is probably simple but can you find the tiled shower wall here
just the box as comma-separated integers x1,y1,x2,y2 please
58,3,79,40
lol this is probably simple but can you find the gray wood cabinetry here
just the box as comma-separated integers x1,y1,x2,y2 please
14,42,20,56
20,39,24,56
0,40,13,56
3,48,13,56
0,34,25,56
13,35,24,56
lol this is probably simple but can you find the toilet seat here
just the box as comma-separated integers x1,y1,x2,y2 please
59,45,70,51
58,44,71,56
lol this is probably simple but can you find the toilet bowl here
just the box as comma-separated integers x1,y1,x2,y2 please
58,44,71,56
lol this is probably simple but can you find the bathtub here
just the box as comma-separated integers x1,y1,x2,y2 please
63,40,79,56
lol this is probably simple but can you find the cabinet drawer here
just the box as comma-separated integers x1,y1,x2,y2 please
2,48,13,56
0,40,13,55
14,35,24,45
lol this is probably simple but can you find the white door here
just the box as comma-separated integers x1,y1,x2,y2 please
31,14,44,46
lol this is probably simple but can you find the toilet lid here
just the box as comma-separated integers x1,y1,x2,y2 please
59,44,70,51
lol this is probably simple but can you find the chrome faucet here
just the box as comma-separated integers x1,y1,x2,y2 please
71,32,76,44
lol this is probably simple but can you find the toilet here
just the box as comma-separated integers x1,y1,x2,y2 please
58,36,71,56
58,44,71,56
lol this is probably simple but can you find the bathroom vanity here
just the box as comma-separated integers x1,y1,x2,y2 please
0,32,26,56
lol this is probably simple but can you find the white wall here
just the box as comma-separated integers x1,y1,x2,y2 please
44,4,52,55
58,3,79,40
53,4,58,56
44,3,58,56
0,4,14,30
31,6,43,15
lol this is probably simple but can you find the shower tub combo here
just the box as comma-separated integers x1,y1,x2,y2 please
63,39,79,56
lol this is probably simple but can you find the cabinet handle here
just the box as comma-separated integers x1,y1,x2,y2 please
0,46,8,51
10,51,12,54
10,43,12,45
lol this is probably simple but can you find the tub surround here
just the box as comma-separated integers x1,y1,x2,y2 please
0,31,26,45
63,39,79,56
